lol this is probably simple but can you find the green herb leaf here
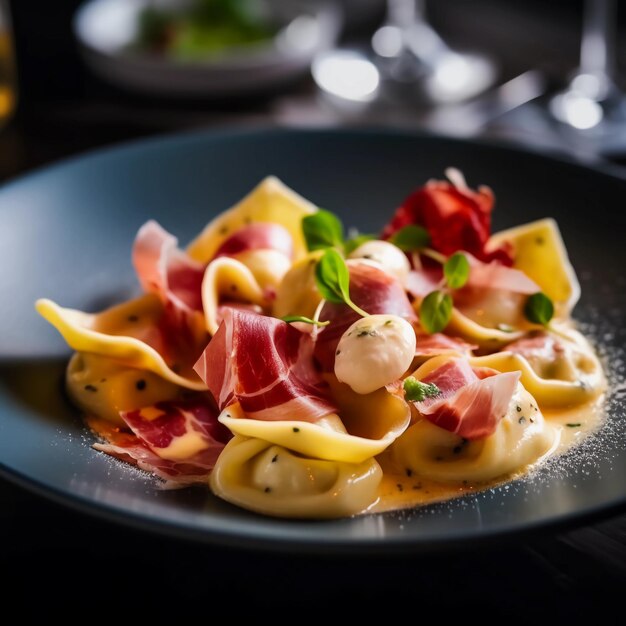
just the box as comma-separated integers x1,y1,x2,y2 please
315,249,369,317
444,252,470,289
403,376,441,402
389,225,431,252
281,315,329,327
344,233,376,255
524,292,554,326
566,422,582,428
302,210,344,252
419,290,453,334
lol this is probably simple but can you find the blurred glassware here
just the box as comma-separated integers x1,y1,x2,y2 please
0,0,16,128
312,0,497,112
548,0,626,143
372,0,497,104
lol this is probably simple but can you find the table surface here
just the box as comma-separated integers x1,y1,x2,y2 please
1,0,625,617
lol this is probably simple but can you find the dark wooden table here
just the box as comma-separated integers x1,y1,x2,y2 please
1,0,625,618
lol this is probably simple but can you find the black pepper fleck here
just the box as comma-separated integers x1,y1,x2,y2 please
136,379,147,391
264,487,271,493
535,236,545,245
396,483,404,492
84,384,98,392
127,314,139,322
516,405,522,412
271,454,278,463
518,416,526,424
405,468,413,477
219,226,229,235
292,427,300,433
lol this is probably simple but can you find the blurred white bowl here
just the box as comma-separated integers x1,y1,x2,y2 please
74,0,342,97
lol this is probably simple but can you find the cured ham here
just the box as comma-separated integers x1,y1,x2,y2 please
132,220,205,331
92,396,230,485
382,178,512,265
213,222,294,260
414,333,476,357
415,359,521,439
315,262,417,371
464,253,539,294
194,309,337,422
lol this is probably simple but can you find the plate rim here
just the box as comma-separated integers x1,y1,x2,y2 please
1,125,625,553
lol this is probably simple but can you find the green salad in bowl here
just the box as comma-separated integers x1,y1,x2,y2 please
137,0,277,59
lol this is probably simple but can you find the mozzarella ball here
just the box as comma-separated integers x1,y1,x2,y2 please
348,240,411,283
334,314,416,394
233,249,292,292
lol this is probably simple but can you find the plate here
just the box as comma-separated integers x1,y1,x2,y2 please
0,128,625,553
73,0,341,97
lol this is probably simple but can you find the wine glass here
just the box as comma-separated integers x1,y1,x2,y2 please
548,0,626,148
311,0,497,108
371,0,497,104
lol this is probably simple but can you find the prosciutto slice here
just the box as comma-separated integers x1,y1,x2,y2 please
213,222,294,260
415,359,521,439
315,262,417,371
415,333,476,357
194,309,336,422
464,253,538,294
133,220,205,329
382,177,512,265
92,395,230,485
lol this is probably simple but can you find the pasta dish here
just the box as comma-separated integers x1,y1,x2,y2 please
36,171,605,518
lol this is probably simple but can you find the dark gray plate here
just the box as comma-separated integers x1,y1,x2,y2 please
0,128,624,553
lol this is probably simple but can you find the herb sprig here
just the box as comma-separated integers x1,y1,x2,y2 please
419,252,470,334
403,376,441,402
302,210,375,256
315,249,369,318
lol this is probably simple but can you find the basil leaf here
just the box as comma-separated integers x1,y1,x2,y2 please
403,376,441,402
315,249,369,317
444,252,470,289
344,233,375,255
524,292,554,326
302,209,344,252
315,248,349,304
419,290,453,334
281,315,329,327
389,225,431,252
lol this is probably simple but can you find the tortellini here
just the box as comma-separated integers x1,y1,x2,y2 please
210,436,382,518
391,384,558,483
219,388,410,464
36,296,206,390
187,176,316,264
471,327,605,407
487,218,580,317
67,353,181,426
201,257,267,335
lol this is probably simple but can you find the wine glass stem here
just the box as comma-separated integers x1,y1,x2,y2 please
387,0,426,27
580,0,616,82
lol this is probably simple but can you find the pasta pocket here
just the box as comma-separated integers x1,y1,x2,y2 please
210,436,382,518
392,384,558,483
36,296,206,390
218,388,410,464
187,176,316,263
